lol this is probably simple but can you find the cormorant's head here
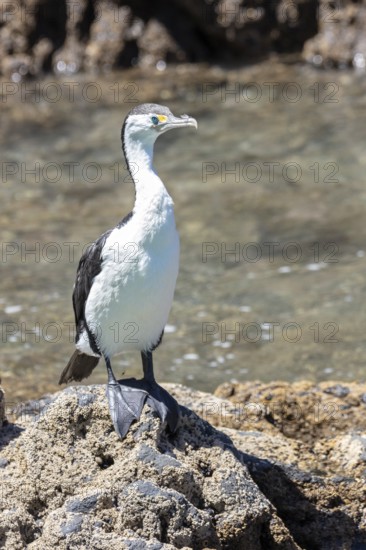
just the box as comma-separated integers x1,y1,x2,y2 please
122,103,197,147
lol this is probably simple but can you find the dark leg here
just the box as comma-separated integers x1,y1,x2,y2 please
141,350,155,383
140,351,180,433
105,355,147,439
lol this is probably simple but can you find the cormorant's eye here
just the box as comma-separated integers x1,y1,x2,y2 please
151,116,159,125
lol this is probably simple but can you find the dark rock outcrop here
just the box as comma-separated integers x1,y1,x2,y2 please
3,0,366,76
0,0,319,78
0,381,365,549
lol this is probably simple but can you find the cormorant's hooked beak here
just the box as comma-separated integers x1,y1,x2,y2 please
159,114,198,134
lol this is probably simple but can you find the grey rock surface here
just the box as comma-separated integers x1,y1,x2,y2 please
0,382,365,549
0,384,297,549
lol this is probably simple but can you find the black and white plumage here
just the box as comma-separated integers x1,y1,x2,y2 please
59,103,197,438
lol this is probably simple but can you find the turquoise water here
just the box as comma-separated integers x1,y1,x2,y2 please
1,60,366,402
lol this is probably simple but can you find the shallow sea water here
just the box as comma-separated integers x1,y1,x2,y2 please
1,60,366,402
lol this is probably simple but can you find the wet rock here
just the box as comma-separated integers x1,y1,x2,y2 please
83,3,132,73
177,0,318,59
0,0,320,77
3,0,366,75
138,19,184,68
304,0,366,69
0,0,67,78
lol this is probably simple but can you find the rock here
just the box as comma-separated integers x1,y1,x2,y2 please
0,386,5,427
83,3,132,73
213,380,366,442
0,0,320,78
1,382,366,548
209,380,366,548
3,0,366,75
304,0,366,69
324,434,366,477
175,0,318,59
138,19,184,68
0,384,299,549
323,384,350,398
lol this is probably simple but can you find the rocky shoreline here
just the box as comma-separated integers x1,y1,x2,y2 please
0,380,365,549
1,0,366,80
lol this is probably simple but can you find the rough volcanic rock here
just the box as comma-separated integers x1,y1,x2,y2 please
0,384,298,549
213,380,366,444
304,0,366,68
209,379,366,548
0,0,319,78
175,381,366,548
1,382,366,549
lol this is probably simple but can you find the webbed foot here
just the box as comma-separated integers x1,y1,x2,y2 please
106,379,147,438
105,352,180,439
118,376,180,434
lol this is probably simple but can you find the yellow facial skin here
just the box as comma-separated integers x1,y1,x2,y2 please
157,115,167,123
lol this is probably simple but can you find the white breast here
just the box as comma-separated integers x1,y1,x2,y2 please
81,198,180,358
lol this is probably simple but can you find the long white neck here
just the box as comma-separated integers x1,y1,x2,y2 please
122,131,175,243
123,133,173,213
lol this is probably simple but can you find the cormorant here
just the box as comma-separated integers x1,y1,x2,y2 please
59,103,197,438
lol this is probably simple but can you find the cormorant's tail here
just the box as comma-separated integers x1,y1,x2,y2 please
59,351,100,384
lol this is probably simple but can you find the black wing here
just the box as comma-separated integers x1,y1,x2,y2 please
72,212,133,353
